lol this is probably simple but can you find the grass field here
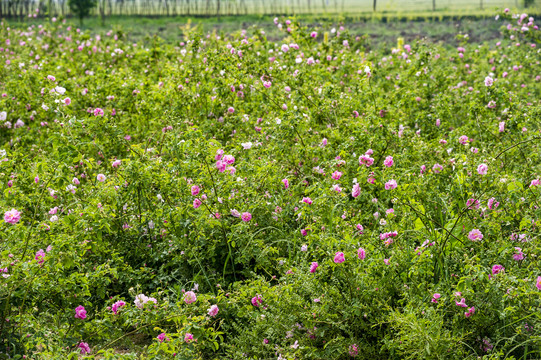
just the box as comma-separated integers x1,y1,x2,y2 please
7,10,537,49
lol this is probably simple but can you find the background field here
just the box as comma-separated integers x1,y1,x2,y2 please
1,0,540,18
6,12,540,49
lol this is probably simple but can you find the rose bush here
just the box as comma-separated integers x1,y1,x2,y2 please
0,11,540,359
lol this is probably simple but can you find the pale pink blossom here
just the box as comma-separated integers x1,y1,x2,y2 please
384,179,397,190
477,164,488,175
359,155,374,167
468,229,483,241
184,291,197,304
432,164,443,173
208,304,219,317
352,183,360,198
4,209,21,224
331,171,342,180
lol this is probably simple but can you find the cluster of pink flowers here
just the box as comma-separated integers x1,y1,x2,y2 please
414,239,435,256
351,183,361,198
480,338,493,353
184,291,197,304
111,300,126,314
512,247,524,261
331,184,342,193
74,305,87,319
487,197,500,210
157,333,169,343
359,154,374,167
34,249,46,264
79,342,91,355
468,229,484,241
477,164,488,175
456,297,467,308
466,198,480,209
331,171,342,180
208,304,219,317
465,306,476,318
492,265,504,275
380,231,398,240
215,150,235,173
251,294,263,307
384,179,397,190
334,252,345,264
349,343,359,357
4,209,21,224
184,333,194,343
241,212,252,222
134,294,158,309
432,163,443,173
383,156,394,167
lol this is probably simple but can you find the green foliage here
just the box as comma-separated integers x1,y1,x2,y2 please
0,10,540,359
68,0,98,25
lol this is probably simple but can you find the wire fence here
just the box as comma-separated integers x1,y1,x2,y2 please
1,0,539,18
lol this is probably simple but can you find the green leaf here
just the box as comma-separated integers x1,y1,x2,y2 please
507,181,523,192
414,218,425,231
